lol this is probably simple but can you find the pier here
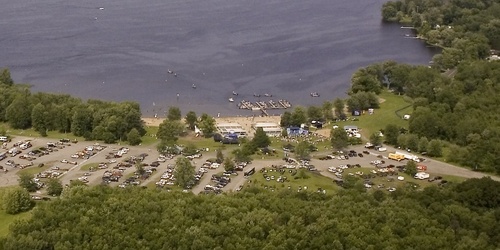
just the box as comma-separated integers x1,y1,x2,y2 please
237,99,292,116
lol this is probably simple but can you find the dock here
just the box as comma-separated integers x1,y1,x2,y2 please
238,99,292,116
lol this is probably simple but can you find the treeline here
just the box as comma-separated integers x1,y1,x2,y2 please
2,178,500,249
350,60,500,173
0,69,146,144
382,0,499,70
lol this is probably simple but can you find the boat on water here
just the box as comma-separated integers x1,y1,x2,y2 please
192,84,196,89
167,69,174,74
232,91,238,96
253,93,261,97
264,93,273,97
310,92,320,97
228,97,234,102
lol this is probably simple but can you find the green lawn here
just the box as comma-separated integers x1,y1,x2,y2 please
80,163,100,171
341,167,466,191
246,168,339,194
332,91,413,138
0,187,32,237
1,123,82,141
140,126,159,146
17,164,52,177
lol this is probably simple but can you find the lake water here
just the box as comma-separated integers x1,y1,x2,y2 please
0,0,438,117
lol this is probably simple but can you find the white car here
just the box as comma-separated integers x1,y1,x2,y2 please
60,159,68,163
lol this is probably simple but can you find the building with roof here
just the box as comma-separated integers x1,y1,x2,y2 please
216,123,247,137
252,122,282,137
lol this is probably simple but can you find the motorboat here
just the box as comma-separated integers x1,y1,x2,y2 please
167,69,174,74
264,93,273,97
192,84,196,89
228,97,234,102
232,91,238,96
310,92,320,97
253,93,261,97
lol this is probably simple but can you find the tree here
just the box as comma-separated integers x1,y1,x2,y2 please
306,106,322,122
3,188,34,214
330,128,349,151
182,143,198,156
369,133,383,146
167,107,182,121
71,104,93,137
427,139,442,157
280,112,292,127
321,101,334,121
232,149,252,163
216,150,224,164
185,111,197,130
252,128,271,148
127,128,142,146
406,134,419,152
384,124,400,145
404,161,417,177
5,95,32,129
223,157,235,172
294,141,311,160
156,139,176,155
157,119,184,143
290,107,307,127
135,160,146,177
31,103,48,136
174,157,195,189
47,179,63,196
381,2,398,21
198,114,216,137
0,68,14,86
418,137,429,153
333,98,345,119
19,173,38,192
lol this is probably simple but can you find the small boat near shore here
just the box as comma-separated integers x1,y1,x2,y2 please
232,91,238,96
264,93,273,97
310,92,320,97
192,84,196,89
228,97,234,102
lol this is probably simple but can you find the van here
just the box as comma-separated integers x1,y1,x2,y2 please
0,152,7,161
0,136,8,142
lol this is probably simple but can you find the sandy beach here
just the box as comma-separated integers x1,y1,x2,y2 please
142,115,282,136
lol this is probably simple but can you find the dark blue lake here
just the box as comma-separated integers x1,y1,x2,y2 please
0,0,437,117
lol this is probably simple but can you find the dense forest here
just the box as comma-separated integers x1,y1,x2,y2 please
381,0,500,70
0,69,146,143
1,178,500,249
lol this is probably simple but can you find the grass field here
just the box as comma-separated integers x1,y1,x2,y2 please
332,91,413,138
0,187,32,237
80,163,100,171
246,168,339,194
1,123,81,141
17,163,53,177
140,126,159,146
341,167,466,191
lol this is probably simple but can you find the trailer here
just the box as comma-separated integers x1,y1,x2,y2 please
414,172,430,180
395,151,420,162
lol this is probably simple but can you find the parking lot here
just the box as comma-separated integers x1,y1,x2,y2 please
1,135,499,192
